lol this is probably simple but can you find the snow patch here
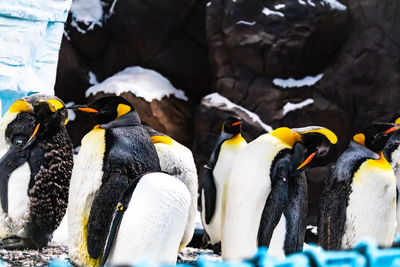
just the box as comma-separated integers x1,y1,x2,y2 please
88,71,99,85
274,4,286,9
298,0,306,4
70,0,103,32
307,0,316,6
283,99,314,115
322,0,347,10
207,2,211,7
205,93,273,132
273,74,323,88
236,20,256,26
86,66,188,102
262,7,284,17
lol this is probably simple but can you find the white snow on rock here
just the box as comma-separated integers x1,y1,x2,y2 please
322,0,347,10
283,98,314,115
274,4,286,9
205,93,273,132
273,74,323,88
236,20,256,26
298,0,306,4
88,71,99,85
86,66,188,102
262,7,284,17
70,0,103,32
207,2,211,7
307,0,316,6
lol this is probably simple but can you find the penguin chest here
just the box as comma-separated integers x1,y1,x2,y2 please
390,146,400,233
68,128,106,267
222,134,289,260
343,159,396,248
107,173,191,266
203,140,245,244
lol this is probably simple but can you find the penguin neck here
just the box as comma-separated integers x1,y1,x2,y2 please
100,111,141,129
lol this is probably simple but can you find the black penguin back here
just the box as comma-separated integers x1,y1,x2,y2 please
27,126,73,247
318,142,377,250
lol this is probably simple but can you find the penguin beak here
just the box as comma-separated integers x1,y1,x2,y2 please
297,152,316,170
68,105,99,113
232,121,242,126
23,123,40,150
385,125,400,134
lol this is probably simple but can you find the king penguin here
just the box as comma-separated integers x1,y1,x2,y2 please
142,124,198,251
200,116,247,253
222,126,338,260
0,94,73,249
67,96,189,266
319,122,400,249
383,113,400,234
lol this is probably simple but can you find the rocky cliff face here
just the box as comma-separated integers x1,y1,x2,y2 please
55,0,400,229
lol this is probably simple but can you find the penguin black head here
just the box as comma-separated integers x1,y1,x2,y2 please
22,95,68,150
390,112,400,125
222,116,243,136
293,127,339,171
353,122,400,153
71,96,136,125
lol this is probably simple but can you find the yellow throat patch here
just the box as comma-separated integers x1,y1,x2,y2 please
151,135,173,145
225,134,246,145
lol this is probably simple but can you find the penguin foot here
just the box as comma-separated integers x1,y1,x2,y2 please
0,235,37,250
212,242,221,255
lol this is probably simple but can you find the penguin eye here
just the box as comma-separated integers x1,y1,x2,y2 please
12,135,28,145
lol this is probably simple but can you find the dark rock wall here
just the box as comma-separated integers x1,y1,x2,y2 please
55,0,400,231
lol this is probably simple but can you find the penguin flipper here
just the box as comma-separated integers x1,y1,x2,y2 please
203,165,217,224
100,177,142,266
257,178,288,247
283,172,308,255
87,171,129,259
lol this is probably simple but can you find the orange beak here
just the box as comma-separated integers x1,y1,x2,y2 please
297,152,316,170
385,126,400,134
27,123,40,144
78,107,99,113
232,121,242,126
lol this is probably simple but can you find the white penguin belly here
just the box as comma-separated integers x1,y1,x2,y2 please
154,142,198,250
202,142,244,245
342,162,396,248
7,162,31,235
106,173,190,266
222,134,289,260
68,128,105,266
390,146,400,234
267,214,286,260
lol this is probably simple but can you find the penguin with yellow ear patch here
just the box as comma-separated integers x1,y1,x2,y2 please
199,116,247,253
383,113,400,234
67,96,169,266
222,126,337,260
319,123,400,250
142,124,198,251
0,94,73,249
